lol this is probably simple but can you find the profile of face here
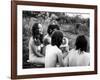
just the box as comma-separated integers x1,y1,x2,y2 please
49,28,57,36
32,23,43,44
47,24,60,36
62,38,66,45
38,24,43,34
51,20,58,25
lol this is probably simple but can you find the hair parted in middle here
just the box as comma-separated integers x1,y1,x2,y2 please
32,23,43,43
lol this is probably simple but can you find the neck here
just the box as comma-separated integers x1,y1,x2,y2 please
78,49,84,54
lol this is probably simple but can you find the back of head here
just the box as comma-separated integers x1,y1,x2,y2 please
51,30,63,48
75,35,87,52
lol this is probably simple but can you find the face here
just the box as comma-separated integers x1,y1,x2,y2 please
38,24,43,34
49,28,58,36
62,38,66,45
51,20,57,25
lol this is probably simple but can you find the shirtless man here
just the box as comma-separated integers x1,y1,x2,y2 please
45,30,64,67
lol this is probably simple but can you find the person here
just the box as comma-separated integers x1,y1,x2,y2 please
60,37,69,58
43,24,60,45
45,30,64,67
27,23,44,65
42,24,60,56
64,35,90,66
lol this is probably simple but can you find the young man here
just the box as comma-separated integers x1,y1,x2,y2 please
45,30,64,67
43,24,60,45
43,24,60,56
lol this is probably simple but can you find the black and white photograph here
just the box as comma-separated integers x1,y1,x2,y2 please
22,11,90,69
11,1,97,79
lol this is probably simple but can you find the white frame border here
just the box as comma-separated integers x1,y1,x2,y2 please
17,5,95,75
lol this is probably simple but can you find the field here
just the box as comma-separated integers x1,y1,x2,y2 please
22,11,90,68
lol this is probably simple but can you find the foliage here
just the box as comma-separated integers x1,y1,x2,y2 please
23,11,90,68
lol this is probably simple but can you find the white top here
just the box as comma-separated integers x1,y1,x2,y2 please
64,49,90,66
45,44,64,67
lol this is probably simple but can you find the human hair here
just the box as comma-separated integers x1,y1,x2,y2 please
51,30,63,48
32,23,40,38
43,38,50,46
47,24,60,36
75,35,87,52
32,23,43,43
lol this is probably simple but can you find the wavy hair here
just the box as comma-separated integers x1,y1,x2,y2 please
51,30,63,48
47,24,60,36
32,23,43,43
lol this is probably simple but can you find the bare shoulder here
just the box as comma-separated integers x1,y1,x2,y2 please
69,48,75,52
84,52,90,58
56,47,62,55
68,48,76,55
29,37,34,45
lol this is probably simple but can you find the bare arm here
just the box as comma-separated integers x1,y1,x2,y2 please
63,55,69,66
57,51,64,67
29,38,44,57
32,44,44,57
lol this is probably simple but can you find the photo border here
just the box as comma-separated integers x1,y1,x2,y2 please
11,1,97,79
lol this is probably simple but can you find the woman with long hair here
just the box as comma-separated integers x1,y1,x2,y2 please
64,35,90,66
28,23,44,65
45,30,64,67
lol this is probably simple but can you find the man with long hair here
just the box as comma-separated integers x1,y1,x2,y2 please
45,30,64,67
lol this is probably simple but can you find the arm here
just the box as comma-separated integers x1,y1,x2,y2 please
60,46,69,58
63,55,69,66
32,44,44,57
57,51,64,67
29,38,44,57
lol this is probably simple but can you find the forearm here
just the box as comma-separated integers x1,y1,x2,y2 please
59,60,64,67
58,54,64,67
36,52,44,57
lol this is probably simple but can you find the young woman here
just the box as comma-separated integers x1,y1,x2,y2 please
28,23,44,64
45,30,64,67
64,35,90,66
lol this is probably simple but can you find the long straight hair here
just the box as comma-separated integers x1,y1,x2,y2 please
75,35,87,52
